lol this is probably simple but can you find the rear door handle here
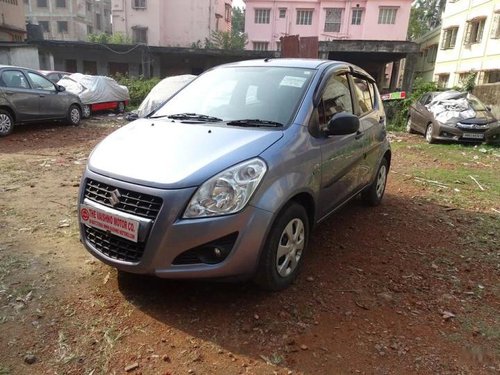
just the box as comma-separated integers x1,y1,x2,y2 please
5,91,14,94
355,131,364,140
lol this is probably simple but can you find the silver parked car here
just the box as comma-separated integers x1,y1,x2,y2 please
0,65,83,136
78,59,391,290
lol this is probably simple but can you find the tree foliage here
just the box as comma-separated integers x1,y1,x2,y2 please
232,6,245,34
407,0,447,40
88,32,132,44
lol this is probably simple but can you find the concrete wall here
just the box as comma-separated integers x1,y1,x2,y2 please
0,0,26,41
473,83,500,119
0,45,40,69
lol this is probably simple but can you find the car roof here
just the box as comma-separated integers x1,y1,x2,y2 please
215,58,375,82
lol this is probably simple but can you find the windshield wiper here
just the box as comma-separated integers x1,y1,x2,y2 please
227,119,283,128
151,113,223,122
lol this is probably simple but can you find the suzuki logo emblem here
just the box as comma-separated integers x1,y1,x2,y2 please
109,189,122,206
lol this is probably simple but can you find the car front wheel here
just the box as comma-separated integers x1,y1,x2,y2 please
425,123,435,144
67,104,81,126
82,105,91,118
254,202,309,291
0,109,14,137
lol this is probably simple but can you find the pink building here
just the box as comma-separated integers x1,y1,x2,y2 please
112,0,233,47
244,0,412,51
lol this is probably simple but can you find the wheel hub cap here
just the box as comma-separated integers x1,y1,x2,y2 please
0,114,12,133
276,218,305,277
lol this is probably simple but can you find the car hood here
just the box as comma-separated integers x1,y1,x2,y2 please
88,118,283,189
458,110,496,125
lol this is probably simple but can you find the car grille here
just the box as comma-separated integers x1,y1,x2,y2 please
85,226,145,263
84,179,162,220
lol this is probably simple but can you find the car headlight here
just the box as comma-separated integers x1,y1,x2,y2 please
183,158,267,218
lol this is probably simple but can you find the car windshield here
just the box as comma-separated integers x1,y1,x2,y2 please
467,94,487,111
152,66,315,126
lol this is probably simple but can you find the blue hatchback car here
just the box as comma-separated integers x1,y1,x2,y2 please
78,58,391,290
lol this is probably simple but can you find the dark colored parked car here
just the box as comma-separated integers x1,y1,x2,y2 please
0,65,83,137
78,58,391,290
407,91,500,144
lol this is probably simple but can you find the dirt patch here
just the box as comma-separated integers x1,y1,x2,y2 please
1,122,499,374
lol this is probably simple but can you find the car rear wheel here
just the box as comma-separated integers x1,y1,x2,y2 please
67,104,81,126
0,109,14,137
254,202,309,291
116,101,125,113
406,117,416,134
82,105,91,118
362,157,388,206
425,123,435,144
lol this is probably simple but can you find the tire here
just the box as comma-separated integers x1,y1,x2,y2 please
254,202,309,291
116,101,125,113
82,105,91,119
67,104,81,126
406,117,415,134
0,109,14,137
362,157,388,207
425,123,435,144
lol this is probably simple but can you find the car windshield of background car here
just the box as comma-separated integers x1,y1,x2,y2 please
467,94,487,111
153,66,315,126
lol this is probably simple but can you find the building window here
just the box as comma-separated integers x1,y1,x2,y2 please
255,9,270,24
491,14,500,39
352,8,363,25
37,0,47,7
225,3,231,22
253,41,268,51
132,0,146,9
83,60,97,75
441,27,458,49
86,1,91,11
56,0,66,8
484,70,500,83
378,7,397,24
279,8,286,18
87,25,93,34
426,44,438,63
132,26,148,43
57,21,68,33
437,73,449,88
464,18,486,45
96,13,101,30
39,21,49,32
276,41,281,51
296,9,313,25
325,8,342,32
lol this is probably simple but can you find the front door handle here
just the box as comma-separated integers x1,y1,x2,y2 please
355,131,364,140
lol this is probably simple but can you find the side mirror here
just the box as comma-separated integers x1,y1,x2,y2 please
56,85,66,92
325,112,360,136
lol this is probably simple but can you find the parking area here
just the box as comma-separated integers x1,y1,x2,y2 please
0,119,499,374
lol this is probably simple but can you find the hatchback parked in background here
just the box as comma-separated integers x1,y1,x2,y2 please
78,59,391,290
407,90,500,144
0,65,83,136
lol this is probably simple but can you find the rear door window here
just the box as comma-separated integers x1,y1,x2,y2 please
352,76,374,115
1,70,31,89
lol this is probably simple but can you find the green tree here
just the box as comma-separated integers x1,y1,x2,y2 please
87,32,131,44
407,0,447,40
232,6,245,34
208,30,248,50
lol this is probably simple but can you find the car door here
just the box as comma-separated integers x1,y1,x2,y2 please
0,69,40,121
313,70,366,219
350,73,385,187
26,71,66,119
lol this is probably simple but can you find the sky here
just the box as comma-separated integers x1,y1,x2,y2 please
233,0,245,9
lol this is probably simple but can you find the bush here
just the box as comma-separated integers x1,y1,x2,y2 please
385,78,439,131
114,74,161,107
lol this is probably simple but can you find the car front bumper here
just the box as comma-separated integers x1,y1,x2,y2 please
433,122,500,143
78,168,274,280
